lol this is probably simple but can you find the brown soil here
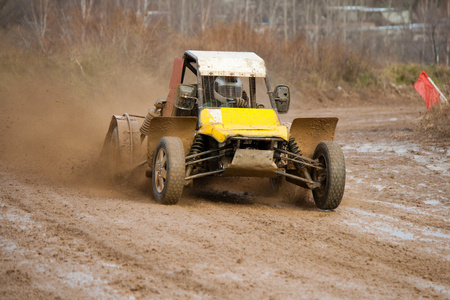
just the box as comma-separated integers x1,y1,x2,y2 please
417,103,450,146
1,81,449,298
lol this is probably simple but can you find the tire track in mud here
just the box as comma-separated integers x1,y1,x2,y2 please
1,171,449,299
1,181,147,298
336,116,449,298
1,105,449,299
0,173,228,298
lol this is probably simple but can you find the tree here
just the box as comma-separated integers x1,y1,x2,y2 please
25,0,50,53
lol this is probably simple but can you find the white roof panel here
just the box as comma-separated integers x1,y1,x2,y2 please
186,50,267,77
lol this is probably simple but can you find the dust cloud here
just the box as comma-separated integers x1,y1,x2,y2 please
0,60,311,204
0,66,167,184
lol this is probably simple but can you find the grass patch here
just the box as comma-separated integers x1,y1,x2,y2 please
387,64,450,87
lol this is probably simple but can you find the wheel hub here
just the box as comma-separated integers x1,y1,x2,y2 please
155,149,167,193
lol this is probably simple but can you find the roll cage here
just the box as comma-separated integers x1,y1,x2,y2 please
181,51,278,111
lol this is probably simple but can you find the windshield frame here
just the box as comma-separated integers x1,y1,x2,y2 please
181,51,278,113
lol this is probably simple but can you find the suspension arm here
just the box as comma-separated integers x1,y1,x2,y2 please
278,154,323,170
185,169,226,180
276,170,321,189
274,148,321,166
185,153,226,165
185,147,232,160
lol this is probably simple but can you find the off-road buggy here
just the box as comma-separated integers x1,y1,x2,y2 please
100,50,346,209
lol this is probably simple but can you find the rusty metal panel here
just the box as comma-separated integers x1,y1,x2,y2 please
163,58,185,117
289,117,338,158
186,50,267,77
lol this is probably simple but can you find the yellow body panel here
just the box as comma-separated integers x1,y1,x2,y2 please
198,108,289,142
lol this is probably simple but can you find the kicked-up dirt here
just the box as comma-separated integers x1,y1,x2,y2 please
0,98,449,298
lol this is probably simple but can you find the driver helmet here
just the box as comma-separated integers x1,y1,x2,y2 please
214,76,243,105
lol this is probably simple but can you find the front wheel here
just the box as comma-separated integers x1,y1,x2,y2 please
152,137,185,205
312,142,346,210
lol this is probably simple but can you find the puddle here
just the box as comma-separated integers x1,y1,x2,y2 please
343,207,450,242
343,142,450,176
424,200,441,206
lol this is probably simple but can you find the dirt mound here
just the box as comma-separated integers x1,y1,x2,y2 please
417,103,450,145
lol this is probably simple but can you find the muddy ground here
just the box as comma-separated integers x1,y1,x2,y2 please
0,93,449,298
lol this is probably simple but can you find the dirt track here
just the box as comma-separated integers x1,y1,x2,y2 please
1,103,449,299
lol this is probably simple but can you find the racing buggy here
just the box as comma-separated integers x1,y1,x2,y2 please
100,50,346,209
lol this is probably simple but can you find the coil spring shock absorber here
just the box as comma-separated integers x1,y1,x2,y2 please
186,135,206,177
140,108,157,142
189,135,206,156
140,110,152,136
288,137,303,169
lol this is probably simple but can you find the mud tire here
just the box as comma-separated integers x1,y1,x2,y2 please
312,142,346,210
152,137,185,205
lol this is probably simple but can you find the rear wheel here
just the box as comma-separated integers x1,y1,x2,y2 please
98,125,121,179
312,142,346,210
152,137,185,205
108,127,120,171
